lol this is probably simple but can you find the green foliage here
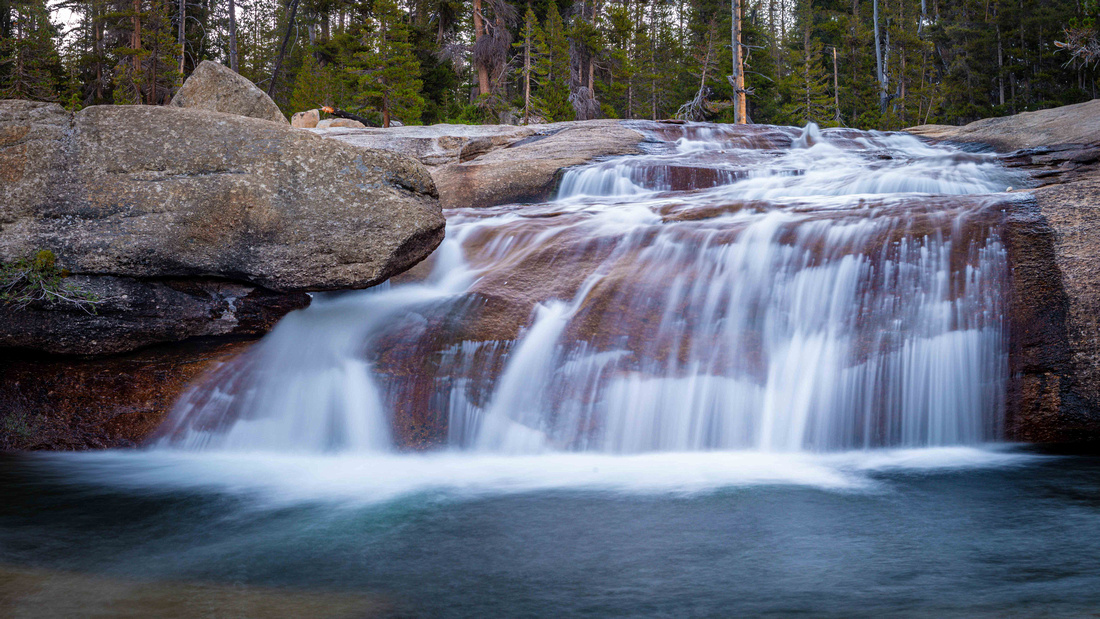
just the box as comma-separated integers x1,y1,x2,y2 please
347,0,424,127
0,0,65,101
0,250,100,314
533,0,572,121
108,0,181,105
778,4,836,126
289,52,344,112
5,0,1098,128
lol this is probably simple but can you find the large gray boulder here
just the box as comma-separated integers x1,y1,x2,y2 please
169,60,289,125
0,99,444,354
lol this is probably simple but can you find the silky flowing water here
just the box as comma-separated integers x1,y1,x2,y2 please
3,122,1100,617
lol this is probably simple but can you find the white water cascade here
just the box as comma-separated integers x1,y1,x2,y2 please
157,122,1022,455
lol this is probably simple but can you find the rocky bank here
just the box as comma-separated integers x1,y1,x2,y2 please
0,77,444,448
311,119,646,208
910,101,1100,443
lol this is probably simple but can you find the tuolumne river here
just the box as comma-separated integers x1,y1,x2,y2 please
3,122,1099,618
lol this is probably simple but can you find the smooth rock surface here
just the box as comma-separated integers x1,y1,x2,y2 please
314,123,540,166
291,109,319,128
315,120,646,207
0,99,444,356
169,60,289,124
907,99,1100,152
316,118,366,129
431,120,646,208
1,100,443,294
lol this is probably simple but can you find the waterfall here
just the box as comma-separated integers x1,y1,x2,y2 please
156,122,1020,454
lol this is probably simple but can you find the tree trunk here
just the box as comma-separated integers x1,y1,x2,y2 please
132,0,142,76
873,0,887,113
731,0,746,124
228,0,239,72
524,4,531,124
267,0,300,97
177,0,185,75
95,0,104,101
0,0,10,40
650,0,657,119
473,0,489,96
997,23,1004,106
833,46,840,121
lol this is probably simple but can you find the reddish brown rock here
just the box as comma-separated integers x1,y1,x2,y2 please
918,102,1100,443
0,338,254,450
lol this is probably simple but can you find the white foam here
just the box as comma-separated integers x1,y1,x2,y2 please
32,447,1041,508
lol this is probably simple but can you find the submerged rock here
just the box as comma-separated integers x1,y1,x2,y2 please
169,60,289,124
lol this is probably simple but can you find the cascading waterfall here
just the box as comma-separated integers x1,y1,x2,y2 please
156,122,1021,455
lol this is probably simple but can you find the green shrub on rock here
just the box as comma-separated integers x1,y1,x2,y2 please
0,250,100,314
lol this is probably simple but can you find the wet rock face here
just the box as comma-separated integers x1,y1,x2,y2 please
169,60,289,124
0,339,253,450
913,103,1100,442
0,277,309,355
1004,177,1100,443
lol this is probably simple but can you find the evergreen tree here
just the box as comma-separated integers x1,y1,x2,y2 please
289,52,340,111
108,0,180,104
0,0,63,100
350,0,424,127
514,2,542,122
779,0,834,125
534,0,572,120
598,3,635,119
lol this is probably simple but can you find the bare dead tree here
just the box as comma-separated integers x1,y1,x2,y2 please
1056,27,1100,67
472,0,516,105
267,0,300,97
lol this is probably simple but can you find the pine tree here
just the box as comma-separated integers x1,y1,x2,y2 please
513,2,543,123
534,0,571,121
599,4,635,118
0,0,63,100
779,1,834,125
290,52,339,112
350,0,423,127
108,0,179,104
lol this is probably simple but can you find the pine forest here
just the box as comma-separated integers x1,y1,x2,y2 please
2,0,1099,129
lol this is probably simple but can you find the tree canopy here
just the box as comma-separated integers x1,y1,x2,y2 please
2,0,1096,128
